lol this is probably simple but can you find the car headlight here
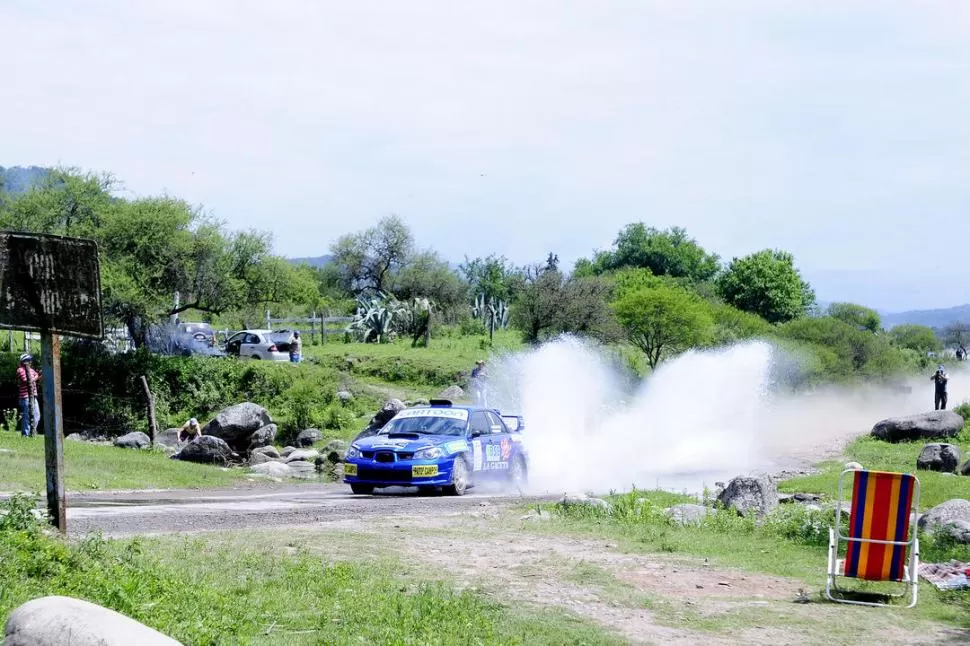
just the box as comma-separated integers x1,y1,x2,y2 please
414,446,443,460
345,445,361,459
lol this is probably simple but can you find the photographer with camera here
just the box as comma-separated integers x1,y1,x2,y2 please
931,364,949,410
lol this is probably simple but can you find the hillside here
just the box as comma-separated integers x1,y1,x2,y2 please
0,165,50,194
882,304,970,329
288,254,333,268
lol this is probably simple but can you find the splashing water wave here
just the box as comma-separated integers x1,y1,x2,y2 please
486,336,966,495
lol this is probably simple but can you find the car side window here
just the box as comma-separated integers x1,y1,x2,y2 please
468,412,490,436
244,333,259,344
485,411,507,434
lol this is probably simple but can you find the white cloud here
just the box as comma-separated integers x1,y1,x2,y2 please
2,0,969,309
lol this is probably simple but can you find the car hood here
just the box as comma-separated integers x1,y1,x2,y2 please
354,433,467,453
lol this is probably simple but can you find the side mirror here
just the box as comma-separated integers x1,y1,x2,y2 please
469,430,483,438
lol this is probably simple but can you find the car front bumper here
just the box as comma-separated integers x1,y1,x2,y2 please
343,458,454,487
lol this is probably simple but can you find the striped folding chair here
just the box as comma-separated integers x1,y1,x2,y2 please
826,469,920,607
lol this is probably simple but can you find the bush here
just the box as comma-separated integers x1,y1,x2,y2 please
761,504,831,547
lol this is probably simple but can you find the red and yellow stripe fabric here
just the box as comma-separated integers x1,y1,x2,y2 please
843,470,915,582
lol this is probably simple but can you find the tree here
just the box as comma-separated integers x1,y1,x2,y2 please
578,224,720,281
511,266,617,344
391,250,468,321
459,254,524,304
889,324,942,354
827,302,881,333
715,249,815,324
329,214,414,294
942,322,970,356
613,284,714,368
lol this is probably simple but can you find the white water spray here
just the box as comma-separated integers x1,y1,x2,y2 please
487,336,968,495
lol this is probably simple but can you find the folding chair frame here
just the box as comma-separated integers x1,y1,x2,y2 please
825,469,920,608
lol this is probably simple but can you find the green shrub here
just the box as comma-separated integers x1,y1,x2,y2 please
761,504,831,547
0,493,41,533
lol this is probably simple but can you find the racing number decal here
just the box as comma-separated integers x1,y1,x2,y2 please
485,444,501,462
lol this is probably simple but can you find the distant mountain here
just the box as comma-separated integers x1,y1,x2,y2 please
0,165,51,194
881,304,970,330
288,255,333,268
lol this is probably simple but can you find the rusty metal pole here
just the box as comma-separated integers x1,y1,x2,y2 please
41,332,66,533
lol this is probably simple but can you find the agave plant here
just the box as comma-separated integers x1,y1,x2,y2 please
471,293,510,342
348,292,405,343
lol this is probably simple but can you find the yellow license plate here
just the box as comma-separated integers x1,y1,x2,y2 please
344,463,358,476
412,465,439,478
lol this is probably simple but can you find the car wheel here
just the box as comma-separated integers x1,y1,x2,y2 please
444,457,470,496
350,483,374,495
251,354,261,360
509,455,528,488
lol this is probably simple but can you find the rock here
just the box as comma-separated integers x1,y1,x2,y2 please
336,390,353,403
249,452,278,465
717,475,778,519
323,439,349,463
353,399,406,442
559,493,613,513
155,428,182,449
252,445,280,459
918,499,970,543
286,460,317,478
249,462,293,478
171,436,238,465
296,428,323,447
960,459,970,476
65,433,85,442
202,402,273,453
844,461,864,470
280,446,296,458
247,424,277,452
871,411,964,443
284,449,320,463
113,431,151,449
917,443,962,473
438,385,464,400
520,509,552,521
4,595,182,645
665,504,711,525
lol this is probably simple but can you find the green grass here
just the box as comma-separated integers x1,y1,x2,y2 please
0,432,247,492
537,489,970,630
780,431,970,508
305,329,525,391
0,498,620,646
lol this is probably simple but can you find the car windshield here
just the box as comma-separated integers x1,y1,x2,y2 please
379,416,467,437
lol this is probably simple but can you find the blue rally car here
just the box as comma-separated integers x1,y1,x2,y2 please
343,399,527,495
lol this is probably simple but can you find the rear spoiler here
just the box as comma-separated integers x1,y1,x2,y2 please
500,414,525,433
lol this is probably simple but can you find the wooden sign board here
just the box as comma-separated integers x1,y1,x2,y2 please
0,232,103,339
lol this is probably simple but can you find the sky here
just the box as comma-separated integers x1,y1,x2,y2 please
2,1,969,312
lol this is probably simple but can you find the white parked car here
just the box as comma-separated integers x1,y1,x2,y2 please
224,329,291,361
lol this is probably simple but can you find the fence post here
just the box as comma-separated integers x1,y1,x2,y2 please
140,375,158,447
310,311,317,345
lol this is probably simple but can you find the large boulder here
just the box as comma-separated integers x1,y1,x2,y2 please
252,445,281,459
665,503,712,526
247,424,277,452
249,462,294,478
353,399,406,442
286,460,317,478
717,475,778,519
171,436,238,465
155,428,183,450
917,443,962,473
336,390,354,404
438,385,464,400
113,431,150,450
249,451,278,465
871,411,964,443
4,595,182,645
203,403,273,453
296,428,323,447
962,459,970,476
284,449,320,463
918,499,970,544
